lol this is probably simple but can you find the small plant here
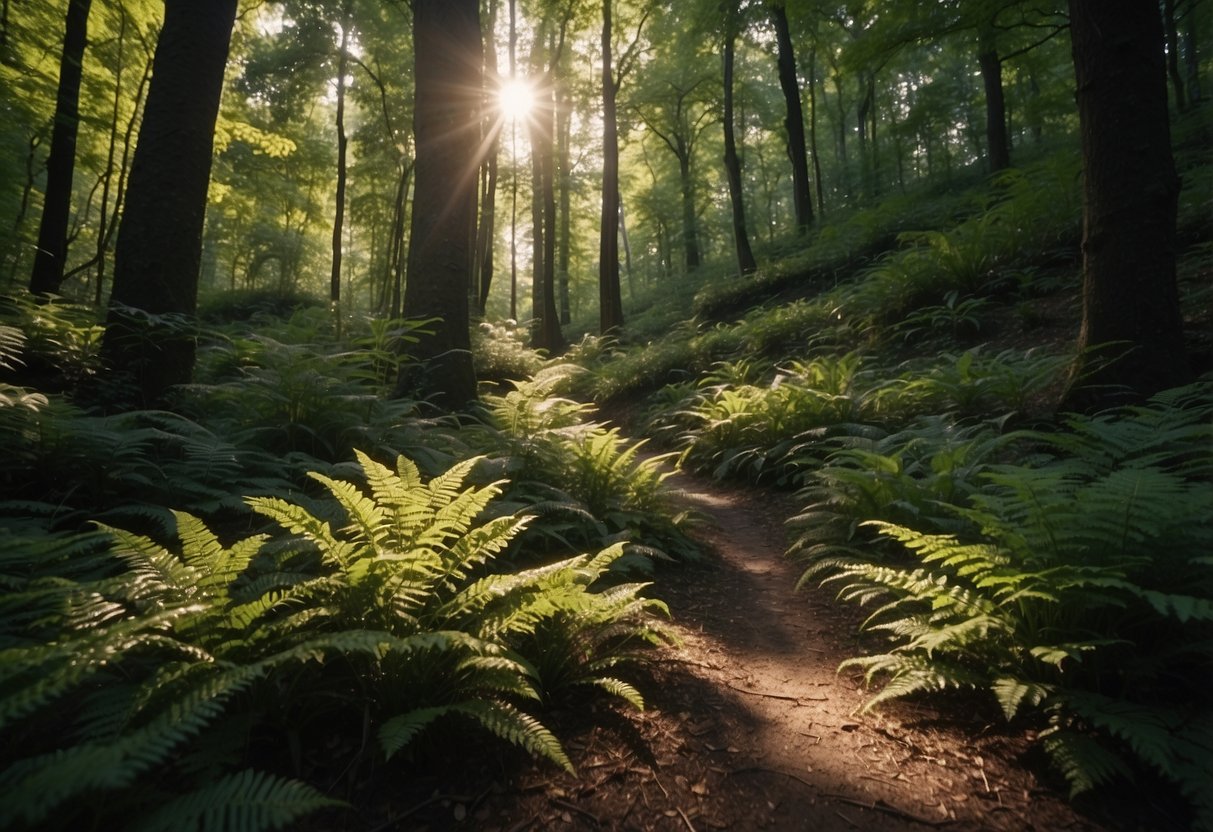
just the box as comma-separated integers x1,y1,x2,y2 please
893,290,995,343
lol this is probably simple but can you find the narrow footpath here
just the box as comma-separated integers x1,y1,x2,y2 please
445,473,1110,832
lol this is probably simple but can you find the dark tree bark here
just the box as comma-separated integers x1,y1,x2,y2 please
537,78,563,353
808,47,824,215
556,79,572,324
1060,0,1192,411
599,0,625,334
330,4,352,312
29,0,91,296
978,25,1011,173
99,0,237,407
770,2,814,233
722,13,756,277
475,0,500,315
93,6,126,306
395,0,481,407
1162,0,1187,112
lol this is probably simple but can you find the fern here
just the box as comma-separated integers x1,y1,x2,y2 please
796,384,1213,822
130,769,344,832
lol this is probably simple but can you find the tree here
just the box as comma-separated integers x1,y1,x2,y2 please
28,0,91,296
599,0,625,334
721,0,757,276
1060,0,1193,411
635,73,714,272
395,0,481,407
769,1,813,233
99,0,238,407
329,1,353,315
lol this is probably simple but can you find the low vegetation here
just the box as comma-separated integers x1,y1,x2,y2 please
2,134,1210,829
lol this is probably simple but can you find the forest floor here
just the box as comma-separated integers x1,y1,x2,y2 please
325,277,1213,830
347,471,1143,832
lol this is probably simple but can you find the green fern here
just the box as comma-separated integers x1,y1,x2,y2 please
130,769,344,832
796,383,1213,823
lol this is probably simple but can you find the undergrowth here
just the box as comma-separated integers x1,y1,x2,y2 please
0,451,672,831
792,383,1213,828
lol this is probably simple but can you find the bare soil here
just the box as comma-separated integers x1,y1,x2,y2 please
338,473,1132,832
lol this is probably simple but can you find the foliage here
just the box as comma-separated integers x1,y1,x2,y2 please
795,383,1213,826
0,451,672,830
476,365,701,569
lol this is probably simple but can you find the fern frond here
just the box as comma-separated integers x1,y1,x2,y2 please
992,676,1054,720
245,496,356,569
0,663,263,828
585,677,645,711
1040,728,1133,797
447,700,573,773
130,769,344,832
378,705,456,759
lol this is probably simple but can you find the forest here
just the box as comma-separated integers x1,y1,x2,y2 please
0,0,1210,829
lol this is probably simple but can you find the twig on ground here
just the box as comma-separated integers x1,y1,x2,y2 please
820,793,955,828
551,797,601,825
724,681,827,703
676,806,698,832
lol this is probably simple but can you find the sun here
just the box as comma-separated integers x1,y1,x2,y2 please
497,77,534,123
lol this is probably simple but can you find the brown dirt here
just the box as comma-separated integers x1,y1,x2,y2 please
340,473,1125,832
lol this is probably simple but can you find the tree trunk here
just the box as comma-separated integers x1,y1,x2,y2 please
94,5,126,306
599,0,624,334
474,1,499,316
100,0,237,407
722,16,756,277
770,2,813,233
556,78,572,324
808,47,824,215
396,0,481,407
538,79,563,352
677,148,700,271
1060,0,1192,411
1182,4,1203,105
978,25,1011,173
30,0,92,296
330,5,351,315
1162,0,1187,112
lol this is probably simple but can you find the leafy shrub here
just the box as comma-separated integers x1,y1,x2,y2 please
473,320,545,385
477,366,700,568
796,382,1213,827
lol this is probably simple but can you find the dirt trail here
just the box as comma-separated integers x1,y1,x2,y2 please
386,473,1110,831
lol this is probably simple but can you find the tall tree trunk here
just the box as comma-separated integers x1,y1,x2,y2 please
1162,0,1187,112
677,148,700,271
94,6,125,307
1182,4,1203,105
29,0,91,296
556,78,572,324
978,25,1011,173
396,0,481,407
808,46,824,215
99,0,236,407
529,72,545,347
599,0,624,334
856,73,873,198
770,2,813,233
330,5,351,316
508,0,519,321
391,166,410,319
475,0,500,315
722,14,756,277
538,79,563,352
1060,0,1191,411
